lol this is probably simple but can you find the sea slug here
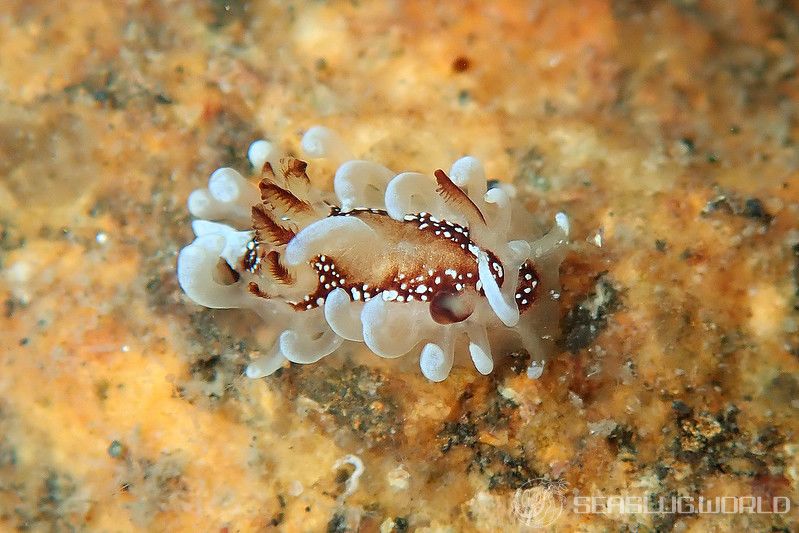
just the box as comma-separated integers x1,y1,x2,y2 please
177,127,569,381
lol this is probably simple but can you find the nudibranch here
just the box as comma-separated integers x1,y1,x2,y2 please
177,127,569,382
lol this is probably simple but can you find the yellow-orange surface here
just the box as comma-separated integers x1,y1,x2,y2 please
1,1,798,531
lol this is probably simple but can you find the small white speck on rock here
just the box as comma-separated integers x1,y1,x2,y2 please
526,360,545,379
387,465,410,490
587,419,618,438
288,480,304,496
568,390,584,409
591,228,604,248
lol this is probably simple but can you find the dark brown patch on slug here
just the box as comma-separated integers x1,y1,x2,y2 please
252,204,296,246
213,258,240,285
264,251,293,284
258,180,313,216
514,261,541,313
248,281,269,298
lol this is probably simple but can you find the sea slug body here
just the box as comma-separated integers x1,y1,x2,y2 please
177,127,570,382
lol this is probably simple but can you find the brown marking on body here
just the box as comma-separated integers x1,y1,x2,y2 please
259,180,313,216
213,258,240,285
514,261,540,313
282,158,311,189
261,161,277,180
252,204,296,246
262,158,311,192
434,169,486,225
248,281,270,298
264,250,293,284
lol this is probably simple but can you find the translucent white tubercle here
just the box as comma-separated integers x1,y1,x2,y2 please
247,139,282,172
324,288,364,341
532,212,571,260
334,160,395,211
245,343,285,378
467,323,493,375
187,189,251,227
279,325,344,364
190,221,253,266
361,297,427,358
514,325,548,360
483,187,512,241
284,217,380,266
478,251,520,327
301,126,354,165
177,235,246,309
507,239,532,262
385,172,440,221
419,330,455,382
191,219,230,237
209,168,260,205
449,156,487,204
